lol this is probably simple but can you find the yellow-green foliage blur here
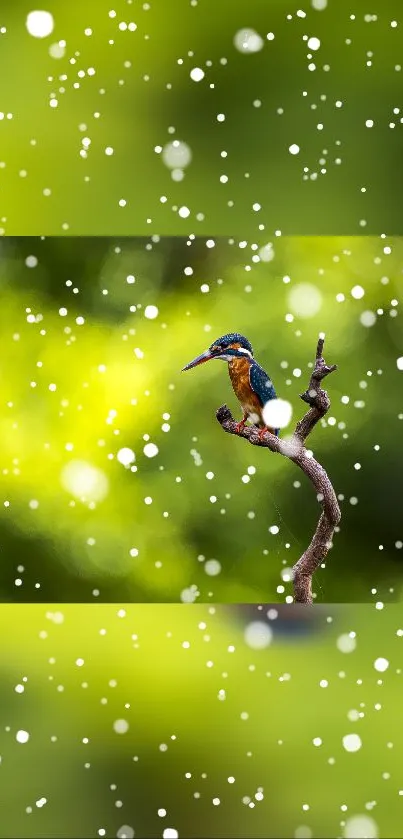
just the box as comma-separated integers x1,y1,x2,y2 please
0,603,401,838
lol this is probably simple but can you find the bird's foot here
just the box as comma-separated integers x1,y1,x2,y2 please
258,426,273,440
234,418,247,434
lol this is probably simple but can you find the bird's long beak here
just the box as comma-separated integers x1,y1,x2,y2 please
182,350,213,371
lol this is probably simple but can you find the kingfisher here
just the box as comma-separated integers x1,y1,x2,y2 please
182,332,279,438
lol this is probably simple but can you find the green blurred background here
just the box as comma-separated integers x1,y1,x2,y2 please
1,2,403,837
2,1,403,836
0,0,403,235
1,235,402,603
0,602,402,838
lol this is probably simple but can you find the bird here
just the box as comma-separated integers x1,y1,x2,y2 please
182,332,279,438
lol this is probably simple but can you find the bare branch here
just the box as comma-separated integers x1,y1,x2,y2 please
216,335,340,605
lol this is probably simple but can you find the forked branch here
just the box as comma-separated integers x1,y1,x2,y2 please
216,336,340,604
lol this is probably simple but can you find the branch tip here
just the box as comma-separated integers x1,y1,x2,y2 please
316,336,325,358
216,404,232,423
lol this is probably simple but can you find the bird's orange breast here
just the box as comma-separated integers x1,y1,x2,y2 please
228,358,263,419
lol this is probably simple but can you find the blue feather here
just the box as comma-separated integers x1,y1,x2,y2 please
209,333,253,355
249,361,280,436
249,360,276,405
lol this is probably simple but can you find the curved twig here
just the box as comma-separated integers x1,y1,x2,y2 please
216,336,341,604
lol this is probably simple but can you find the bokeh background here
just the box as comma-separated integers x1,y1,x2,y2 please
1,234,402,603
2,3,403,836
0,602,402,839
0,0,403,235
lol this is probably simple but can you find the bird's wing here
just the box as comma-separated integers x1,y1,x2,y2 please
249,361,276,407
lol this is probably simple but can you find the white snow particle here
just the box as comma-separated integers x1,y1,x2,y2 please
360,311,376,327
16,729,30,743
204,559,221,576
162,141,192,169
144,304,159,319
289,143,300,155
26,10,54,38
25,255,38,268
258,243,275,262
342,733,362,752
117,448,135,467
373,657,389,672
262,398,293,429
233,28,264,53
343,815,378,838
288,283,322,318
244,621,273,649
116,828,135,839
171,169,184,182
180,588,198,603
61,460,109,502
190,67,204,82
143,443,159,458
351,285,365,300
113,719,129,734
49,42,65,58
337,634,357,653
